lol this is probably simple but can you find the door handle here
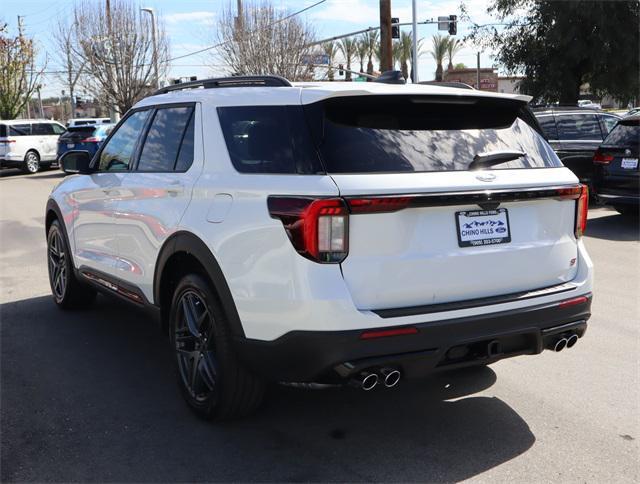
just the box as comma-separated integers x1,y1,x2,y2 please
102,189,117,196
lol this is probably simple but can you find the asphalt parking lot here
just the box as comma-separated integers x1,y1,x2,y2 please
1,169,638,482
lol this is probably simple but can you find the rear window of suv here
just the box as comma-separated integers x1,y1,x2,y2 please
305,95,562,173
602,120,639,147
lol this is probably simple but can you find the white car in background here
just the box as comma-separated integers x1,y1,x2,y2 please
66,118,111,128
0,119,66,173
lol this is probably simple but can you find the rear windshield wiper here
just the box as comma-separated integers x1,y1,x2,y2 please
469,150,526,170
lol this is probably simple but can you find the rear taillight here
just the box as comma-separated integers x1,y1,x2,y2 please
81,137,101,143
575,184,588,238
348,196,412,214
268,197,348,263
0,139,16,144
593,150,613,165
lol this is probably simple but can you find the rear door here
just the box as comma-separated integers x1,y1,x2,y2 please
114,103,201,299
304,95,582,311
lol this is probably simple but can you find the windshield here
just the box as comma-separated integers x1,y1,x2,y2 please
304,95,562,174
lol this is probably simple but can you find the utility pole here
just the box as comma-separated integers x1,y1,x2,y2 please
379,0,392,72
411,0,418,83
476,52,481,90
141,8,159,88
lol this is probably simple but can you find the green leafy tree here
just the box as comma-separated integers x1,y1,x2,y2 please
0,23,44,119
464,0,640,104
446,38,463,71
323,41,337,81
363,30,379,76
356,36,368,75
429,34,449,81
398,32,413,81
338,37,357,81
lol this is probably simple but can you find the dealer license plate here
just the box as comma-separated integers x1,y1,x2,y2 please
67,143,75,149
456,208,511,247
621,158,638,169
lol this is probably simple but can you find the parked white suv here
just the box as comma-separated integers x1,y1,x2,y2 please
47,76,593,420
1,119,66,173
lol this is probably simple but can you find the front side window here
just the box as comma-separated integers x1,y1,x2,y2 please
137,106,194,172
556,114,603,141
599,115,619,135
98,110,150,171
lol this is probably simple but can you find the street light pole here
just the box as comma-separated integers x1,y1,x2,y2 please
411,0,418,83
141,7,159,89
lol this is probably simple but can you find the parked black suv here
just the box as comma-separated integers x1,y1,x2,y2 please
593,115,639,215
534,107,621,187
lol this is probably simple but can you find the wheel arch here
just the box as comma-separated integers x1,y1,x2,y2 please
154,231,245,338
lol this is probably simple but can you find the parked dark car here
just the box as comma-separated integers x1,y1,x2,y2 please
592,115,639,215
57,124,114,163
533,107,621,188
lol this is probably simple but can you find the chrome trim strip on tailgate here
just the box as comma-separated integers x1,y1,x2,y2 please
372,282,577,319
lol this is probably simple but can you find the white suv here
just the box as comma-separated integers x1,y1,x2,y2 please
0,119,66,173
47,76,593,420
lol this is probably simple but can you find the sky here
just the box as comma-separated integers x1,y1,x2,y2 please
2,0,501,98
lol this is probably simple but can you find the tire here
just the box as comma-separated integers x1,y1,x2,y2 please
47,220,97,309
613,205,639,217
23,150,40,174
169,274,265,420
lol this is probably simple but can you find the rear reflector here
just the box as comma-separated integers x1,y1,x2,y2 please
0,139,16,144
575,184,588,238
558,296,588,309
360,327,418,340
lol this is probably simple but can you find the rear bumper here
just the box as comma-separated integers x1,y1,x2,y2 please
235,293,592,383
596,191,639,206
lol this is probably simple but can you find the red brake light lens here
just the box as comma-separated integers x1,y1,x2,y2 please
268,197,349,263
575,184,588,238
81,137,101,143
593,150,614,165
347,196,412,214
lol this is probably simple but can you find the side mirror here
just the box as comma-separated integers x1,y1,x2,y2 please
60,150,93,175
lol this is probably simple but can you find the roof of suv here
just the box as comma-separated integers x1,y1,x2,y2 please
137,79,532,109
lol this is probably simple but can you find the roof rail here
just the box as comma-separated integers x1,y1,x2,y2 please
153,75,292,95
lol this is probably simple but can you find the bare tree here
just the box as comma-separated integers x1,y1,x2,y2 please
72,0,169,115
0,21,45,119
216,1,316,81
53,19,85,120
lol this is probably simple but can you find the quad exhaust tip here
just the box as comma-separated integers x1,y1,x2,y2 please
381,368,401,388
554,338,568,352
361,372,379,391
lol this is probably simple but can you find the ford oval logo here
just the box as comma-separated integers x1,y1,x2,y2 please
495,227,507,233
476,173,496,182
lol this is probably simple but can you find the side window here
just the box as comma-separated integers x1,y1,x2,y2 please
51,123,66,135
137,106,194,172
32,123,54,135
556,114,603,141
10,124,31,136
175,113,195,172
599,116,619,136
217,105,320,174
536,115,558,140
98,110,150,172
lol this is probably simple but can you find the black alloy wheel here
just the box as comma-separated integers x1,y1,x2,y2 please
174,289,219,405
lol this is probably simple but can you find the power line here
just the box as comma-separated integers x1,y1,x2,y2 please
166,0,327,62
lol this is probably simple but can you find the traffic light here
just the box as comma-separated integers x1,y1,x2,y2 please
339,64,344,76
391,17,400,39
449,15,457,35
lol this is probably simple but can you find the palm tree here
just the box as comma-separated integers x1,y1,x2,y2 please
323,41,337,81
446,38,463,71
363,30,379,77
392,40,402,71
398,32,413,81
356,36,368,76
339,37,358,81
429,34,450,82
